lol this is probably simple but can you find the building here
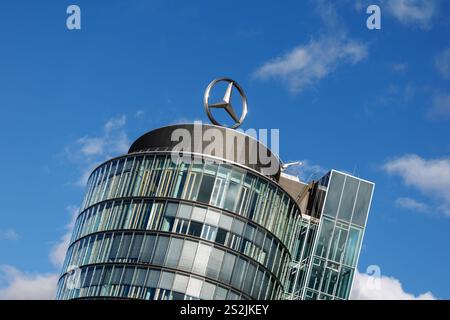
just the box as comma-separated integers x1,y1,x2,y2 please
56,79,374,300
280,170,374,300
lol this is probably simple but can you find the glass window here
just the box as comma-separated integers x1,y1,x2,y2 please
323,172,345,217
122,266,134,284
132,268,147,286
159,271,174,290
172,274,189,293
188,221,203,237
336,267,353,299
129,234,143,261
231,257,247,290
315,217,334,258
231,219,244,235
243,263,256,294
215,228,227,245
197,175,215,203
90,266,102,286
343,227,362,267
109,233,122,261
177,204,192,219
214,286,228,299
165,237,184,268
224,181,240,211
179,240,198,271
117,234,132,260
206,248,224,279
139,235,156,263
200,281,215,300
328,224,348,263
307,259,325,291
165,202,178,217
146,269,160,287
338,176,359,222
152,236,169,265
219,253,236,284
352,181,373,226
201,225,217,241
191,206,207,222
192,243,212,275
186,277,203,298
218,214,233,230
204,209,220,226
111,266,124,285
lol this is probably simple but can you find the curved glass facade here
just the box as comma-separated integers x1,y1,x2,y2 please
57,152,301,300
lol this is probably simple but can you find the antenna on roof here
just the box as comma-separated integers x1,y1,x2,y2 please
281,161,303,172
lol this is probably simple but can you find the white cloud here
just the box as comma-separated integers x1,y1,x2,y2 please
384,154,450,217
49,206,79,269
0,266,58,300
0,229,19,241
435,48,450,79
428,93,450,119
351,270,436,300
253,36,367,93
395,197,430,213
384,0,438,29
0,206,79,300
67,115,130,186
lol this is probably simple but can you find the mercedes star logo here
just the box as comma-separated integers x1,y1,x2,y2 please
204,78,248,129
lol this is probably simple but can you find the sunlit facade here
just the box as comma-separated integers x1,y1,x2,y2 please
56,124,374,301
284,170,374,300
56,124,301,300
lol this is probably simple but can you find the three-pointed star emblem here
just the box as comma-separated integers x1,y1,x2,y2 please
204,78,248,129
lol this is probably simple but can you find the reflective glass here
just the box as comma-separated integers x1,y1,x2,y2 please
323,172,345,217
337,177,359,222
352,181,373,226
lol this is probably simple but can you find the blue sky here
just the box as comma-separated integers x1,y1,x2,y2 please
0,0,449,299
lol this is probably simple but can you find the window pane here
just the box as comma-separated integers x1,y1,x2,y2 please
323,172,345,217
352,181,373,226
152,236,169,265
186,277,203,298
205,209,220,226
188,221,203,237
206,248,224,279
230,257,247,290
165,202,178,217
215,228,227,245
200,282,215,300
336,267,353,299
343,227,362,267
197,175,215,204
224,181,240,211
338,176,359,222
139,235,156,263
172,274,189,293
315,217,334,258
165,237,184,268
192,243,212,275
146,269,160,287
191,206,207,222
218,214,233,230
179,240,198,271
219,253,236,284
159,271,174,290
177,204,192,219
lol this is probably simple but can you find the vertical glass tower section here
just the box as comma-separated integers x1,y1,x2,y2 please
286,170,374,300
56,124,302,300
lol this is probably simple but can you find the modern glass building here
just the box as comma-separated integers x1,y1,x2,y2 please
282,170,374,300
56,123,374,301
